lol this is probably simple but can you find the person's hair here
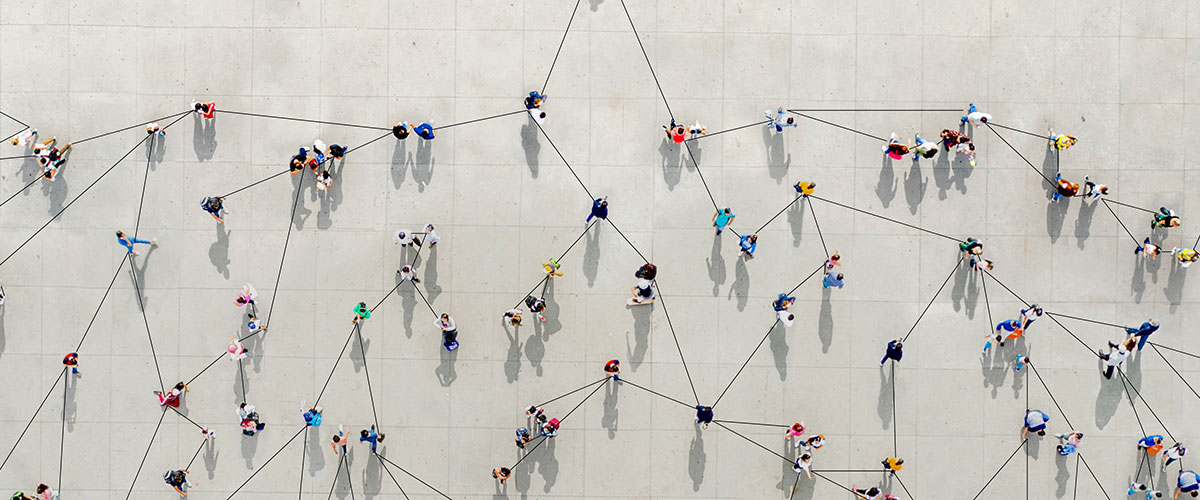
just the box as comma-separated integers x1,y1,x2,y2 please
361,430,369,437
836,273,844,279
600,200,608,208
979,116,988,123
830,254,840,261
36,485,47,494
896,458,904,464
174,382,185,390
785,117,794,124
1037,430,1046,436
441,313,449,320
358,302,367,308
723,208,731,214
749,235,757,241
240,402,246,409
923,149,938,159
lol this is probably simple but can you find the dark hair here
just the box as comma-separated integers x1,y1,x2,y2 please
1037,430,1046,436
361,430,369,437
923,149,938,159
723,208,731,214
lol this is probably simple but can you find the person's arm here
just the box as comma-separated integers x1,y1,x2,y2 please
712,211,718,222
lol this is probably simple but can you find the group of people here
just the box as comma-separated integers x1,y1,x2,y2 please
10,127,72,181
783,421,828,480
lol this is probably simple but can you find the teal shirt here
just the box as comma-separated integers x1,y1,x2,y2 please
715,212,734,227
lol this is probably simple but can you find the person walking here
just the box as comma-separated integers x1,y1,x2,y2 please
1020,304,1043,329
851,486,887,500
116,231,156,256
301,401,322,426
961,103,992,127
331,425,348,455
397,264,421,283
524,295,548,321
629,278,655,305
663,119,686,143
315,170,333,191
960,237,984,258
793,453,814,480
802,434,826,451
239,402,265,436
912,134,938,160
1136,237,1163,259
163,469,192,496
765,107,797,132
688,121,706,138
794,181,816,198
437,313,458,350
393,229,421,248
1126,320,1160,351
1128,482,1161,499
422,224,441,248
514,427,532,448
825,251,842,270
1055,431,1083,455
235,283,258,307
739,234,758,258
352,302,371,324
1082,176,1109,200
604,359,620,381
542,258,563,278
880,339,903,365
1052,172,1080,201
1153,207,1181,229
226,337,247,361
784,422,805,448
392,120,410,140
586,196,609,224
695,405,714,429
822,271,844,289
503,308,523,326
156,381,189,407
1022,409,1050,439
10,127,37,147
1048,130,1077,151
1172,247,1198,268
62,352,79,375
191,100,216,118
200,196,227,223
492,467,512,485
359,425,385,453
146,123,166,137
1177,469,1199,499
1164,443,1188,472
1140,435,1166,455
33,484,57,500
712,208,736,235
883,133,911,160
882,457,904,475
1100,339,1131,379
993,319,1024,347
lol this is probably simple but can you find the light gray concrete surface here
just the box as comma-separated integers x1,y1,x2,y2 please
0,1,1199,499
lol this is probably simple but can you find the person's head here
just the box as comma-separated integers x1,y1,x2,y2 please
896,458,904,465
441,313,450,321
922,149,938,159
786,313,794,321
358,302,367,309
749,235,757,243
800,452,811,461
940,129,951,138
1037,429,1046,436
332,435,341,443
36,485,47,494
979,116,988,123
600,200,608,209
43,170,52,178
723,208,731,215
830,254,839,262
361,429,369,438
836,273,844,280
785,117,795,124
792,422,803,432
174,382,185,390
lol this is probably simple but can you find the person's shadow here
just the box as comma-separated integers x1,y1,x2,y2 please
435,346,458,386
209,223,231,278
688,425,706,490
192,113,217,161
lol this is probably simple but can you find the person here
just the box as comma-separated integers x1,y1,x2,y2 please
62,352,79,375
235,283,258,307
1083,176,1109,200
825,251,842,270
422,224,441,248
1055,431,1083,455
882,457,903,475
191,100,216,119
352,302,371,324
1177,470,1199,498
851,486,885,500
1165,443,1188,472
163,469,191,496
514,427,532,448
628,277,656,306
765,107,797,132
739,234,758,258
542,258,563,278
635,263,657,280
393,229,421,248
939,128,977,166
1049,130,1077,151
971,257,994,274
1020,304,1043,329
1126,320,1160,350
524,295,547,321
540,418,560,438
688,121,706,138
200,196,227,223
331,424,348,455
883,133,910,160
33,138,70,175
1153,207,1182,229
822,271,844,289
1136,237,1163,259
586,196,609,224
1015,354,1029,372
525,405,545,420
803,434,826,451
712,208,736,235
503,308,523,327
961,103,992,127
392,120,410,140
784,422,805,447
1169,247,1198,268
11,492,36,500
988,319,1023,350
437,313,458,350
315,170,333,191
327,143,346,160
360,425,385,453
492,467,512,485
1022,409,1050,439
156,381,189,407
311,139,328,162
415,122,435,140
397,264,421,283
880,339,903,365
246,313,265,334
524,91,546,109
1100,339,1132,379
1140,435,1166,455
794,181,816,197
301,401,322,426
695,405,714,429
33,484,56,500
793,453,814,480
116,231,156,256
290,151,310,175
1128,482,1162,499
226,337,246,361
912,133,938,160
146,122,166,136
9,127,36,147
239,403,265,436
772,293,795,312
1052,172,1080,201
960,238,984,258
663,119,686,143
604,359,620,381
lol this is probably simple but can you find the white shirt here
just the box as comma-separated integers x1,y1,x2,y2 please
423,225,440,245
394,230,413,245
437,317,456,331
967,111,992,125
12,129,35,146
1106,347,1130,366
238,404,256,420
399,268,416,280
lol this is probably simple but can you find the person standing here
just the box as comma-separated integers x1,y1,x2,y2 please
191,100,216,118
1126,319,1160,350
1140,435,1166,456
524,295,548,321
146,123,166,137
695,405,714,429
794,181,816,198
116,231,156,256
437,313,458,350
1164,443,1188,472
393,229,420,248
822,271,844,289
415,122,435,140
392,120,410,140
331,424,348,455
34,484,58,500
200,196,227,223
1177,469,1199,499
62,352,79,375
352,302,371,324
397,265,421,283
604,359,620,381
503,308,523,326
586,196,609,224
993,319,1023,347
712,208,735,235
542,258,563,278
315,170,333,191
163,469,192,496
226,337,247,361
422,224,441,248
1022,409,1049,439
514,427,532,448
492,467,512,485
882,457,904,475
301,401,322,426
739,234,758,258
880,339,903,365
1099,340,1131,379
629,278,655,305
663,119,686,143
784,422,805,447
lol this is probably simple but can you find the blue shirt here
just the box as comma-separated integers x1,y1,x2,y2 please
739,236,756,254
715,212,734,227
822,273,843,288
996,320,1021,332
1180,471,1199,489
1140,435,1163,448
590,199,608,218
1128,322,1159,336
304,410,321,426
1024,410,1049,429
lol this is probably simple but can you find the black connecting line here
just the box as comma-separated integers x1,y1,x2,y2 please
900,256,964,342
541,0,582,94
225,426,308,499
507,376,609,472
123,410,167,500
1099,198,1142,245
809,195,962,242
982,122,1056,188
685,119,772,143
786,110,887,142
971,438,1027,500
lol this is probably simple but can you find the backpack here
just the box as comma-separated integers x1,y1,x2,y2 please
548,418,560,430
164,470,184,486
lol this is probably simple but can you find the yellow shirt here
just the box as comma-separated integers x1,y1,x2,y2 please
797,182,815,196
884,458,903,471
